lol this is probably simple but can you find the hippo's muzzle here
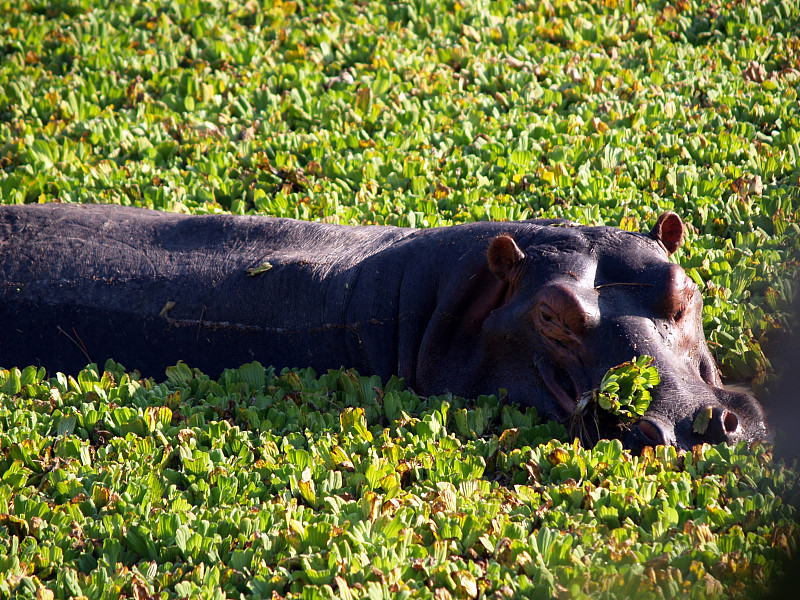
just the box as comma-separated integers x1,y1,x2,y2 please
621,382,769,453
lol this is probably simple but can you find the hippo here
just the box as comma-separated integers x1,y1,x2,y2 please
0,203,768,450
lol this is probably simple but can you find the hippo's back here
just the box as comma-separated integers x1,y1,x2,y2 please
0,203,417,376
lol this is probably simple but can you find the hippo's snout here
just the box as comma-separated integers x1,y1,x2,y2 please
632,385,770,452
711,387,771,444
684,394,769,448
617,368,769,452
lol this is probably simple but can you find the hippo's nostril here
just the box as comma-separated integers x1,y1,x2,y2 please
702,406,741,443
723,410,739,433
639,420,664,444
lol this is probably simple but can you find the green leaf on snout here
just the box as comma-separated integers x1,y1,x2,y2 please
693,406,713,435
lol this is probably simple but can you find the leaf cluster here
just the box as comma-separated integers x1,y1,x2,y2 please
596,355,660,422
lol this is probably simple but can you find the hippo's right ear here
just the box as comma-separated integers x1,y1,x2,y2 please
488,235,525,281
649,212,684,255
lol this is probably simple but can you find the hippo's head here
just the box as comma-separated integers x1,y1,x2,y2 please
490,213,769,450
418,212,769,451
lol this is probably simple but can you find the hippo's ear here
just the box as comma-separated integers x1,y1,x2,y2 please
649,212,684,255
488,235,525,281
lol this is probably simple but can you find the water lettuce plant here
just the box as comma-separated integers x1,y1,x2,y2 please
571,355,660,446
595,355,660,422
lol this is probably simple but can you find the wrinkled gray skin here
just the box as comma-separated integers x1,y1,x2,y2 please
0,204,768,451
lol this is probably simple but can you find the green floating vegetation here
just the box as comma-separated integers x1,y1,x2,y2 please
0,0,798,391
0,360,798,599
595,355,660,422
1,0,799,596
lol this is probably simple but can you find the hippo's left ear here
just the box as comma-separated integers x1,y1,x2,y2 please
649,212,684,255
488,235,525,281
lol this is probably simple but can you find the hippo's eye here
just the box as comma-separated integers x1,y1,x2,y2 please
533,288,593,342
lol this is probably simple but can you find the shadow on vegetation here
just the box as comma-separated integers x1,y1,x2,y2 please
767,275,800,598
770,276,800,460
